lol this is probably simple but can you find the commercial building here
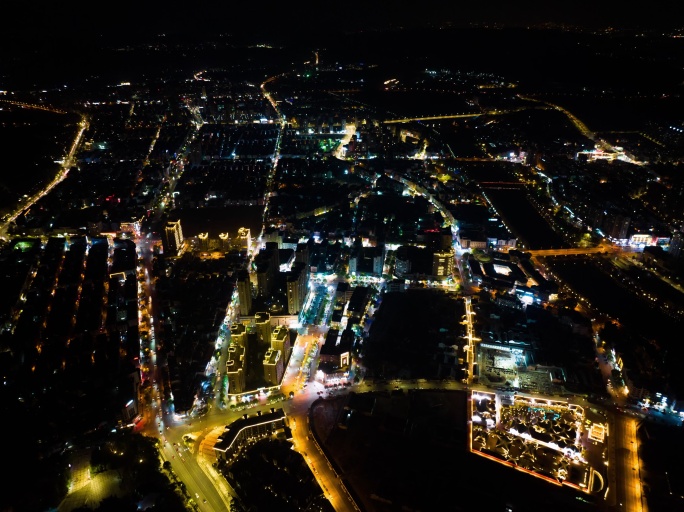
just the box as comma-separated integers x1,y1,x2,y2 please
213,408,288,461
318,328,353,382
319,328,352,368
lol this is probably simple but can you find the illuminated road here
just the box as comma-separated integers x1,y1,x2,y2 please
463,296,480,385
516,95,644,167
526,245,622,257
0,112,88,240
612,414,648,512
333,123,357,160
517,95,595,140
288,396,359,512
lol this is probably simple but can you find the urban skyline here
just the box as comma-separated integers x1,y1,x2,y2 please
1,11,683,512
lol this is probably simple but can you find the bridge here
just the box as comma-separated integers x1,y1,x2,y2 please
384,113,482,123
382,107,531,124
0,99,68,115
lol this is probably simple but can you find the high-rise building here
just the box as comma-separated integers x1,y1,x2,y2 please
669,230,684,259
432,250,454,280
255,261,273,297
237,227,252,255
287,261,309,315
198,232,210,251
263,348,283,386
352,246,385,276
348,254,357,274
218,232,230,252
163,220,184,256
236,270,252,316
265,242,280,268
603,212,631,241
230,323,247,348
254,244,278,296
254,311,271,346
271,325,291,356
263,227,283,248
295,242,310,267
226,344,246,394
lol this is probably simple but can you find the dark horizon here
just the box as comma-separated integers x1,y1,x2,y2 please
4,1,683,45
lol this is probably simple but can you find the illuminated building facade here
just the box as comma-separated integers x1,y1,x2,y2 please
254,311,272,346
263,348,283,385
286,261,308,315
163,220,184,256
432,249,454,280
198,232,210,251
236,270,252,316
237,227,252,255
226,344,246,394
218,232,230,251
230,323,247,348
213,408,287,461
271,325,291,355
